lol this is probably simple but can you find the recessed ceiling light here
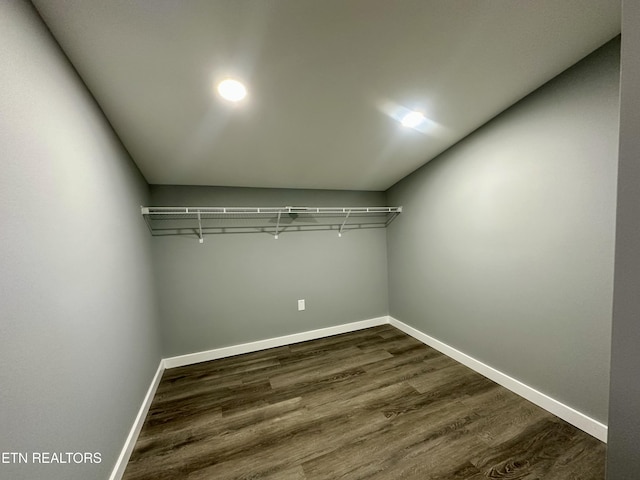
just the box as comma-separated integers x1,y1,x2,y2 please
217,79,247,102
401,111,426,128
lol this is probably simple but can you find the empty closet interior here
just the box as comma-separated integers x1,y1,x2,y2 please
3,1,638,480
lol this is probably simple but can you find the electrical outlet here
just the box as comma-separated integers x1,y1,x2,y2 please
298,299,305,311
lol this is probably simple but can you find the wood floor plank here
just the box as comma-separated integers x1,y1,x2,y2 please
123,326,605,480
269,349,394,390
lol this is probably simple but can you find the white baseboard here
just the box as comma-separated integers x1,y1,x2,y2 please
388,316,608,443
109,359,165,480
163,316,389,369
111,315,606,480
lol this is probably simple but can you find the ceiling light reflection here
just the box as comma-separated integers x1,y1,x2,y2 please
401,111,426,128
217,79,247,102
377,99,441,134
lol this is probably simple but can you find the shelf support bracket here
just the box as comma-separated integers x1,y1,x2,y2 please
197,211,204,244
338,209,352,237
275,211,281,239
141,206,153,235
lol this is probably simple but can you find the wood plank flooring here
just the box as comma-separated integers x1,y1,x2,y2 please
123,325,605,479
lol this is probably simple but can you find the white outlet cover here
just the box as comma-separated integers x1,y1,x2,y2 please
298,299,305,311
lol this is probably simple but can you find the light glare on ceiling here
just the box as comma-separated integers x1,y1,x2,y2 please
217,79,247,102
401,111,426,128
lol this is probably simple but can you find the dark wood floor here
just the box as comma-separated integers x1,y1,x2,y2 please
123,325,605,479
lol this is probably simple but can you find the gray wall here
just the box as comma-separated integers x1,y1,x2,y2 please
150,186,389,357
386,40,620,424
607,1,640,476
0,2,162,479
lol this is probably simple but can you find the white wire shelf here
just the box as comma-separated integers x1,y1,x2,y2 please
141,205,402,242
